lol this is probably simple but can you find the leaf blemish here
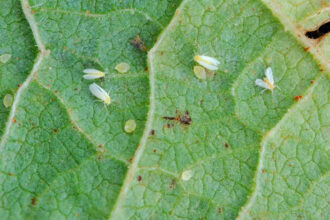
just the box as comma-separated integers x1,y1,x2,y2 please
137,176,142,182
293,95,303,102
305,21,330,39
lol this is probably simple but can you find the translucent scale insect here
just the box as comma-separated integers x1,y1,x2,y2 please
89,83,111,105
255,67,276,93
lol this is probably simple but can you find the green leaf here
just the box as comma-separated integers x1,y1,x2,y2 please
0,0,329,219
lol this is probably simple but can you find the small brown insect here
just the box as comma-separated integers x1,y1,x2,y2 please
137,175,142,182
162,110,192,126
130,35,147,52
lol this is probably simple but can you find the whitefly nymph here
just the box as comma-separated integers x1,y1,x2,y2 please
89,83,111,105
83,68,105,80
194,55,220,71
255,67,275,93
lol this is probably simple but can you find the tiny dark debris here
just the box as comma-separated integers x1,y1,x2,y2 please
53,128,58,133
169,179,175,189
130,35,147,52
153,149,157,153
31,197,37,206
162,110,192,126
97,154,103,161
137,175,142,182
310,80,315,84
225,143,229,148
305,21,330,39
150,129,155,135
217,207,222,214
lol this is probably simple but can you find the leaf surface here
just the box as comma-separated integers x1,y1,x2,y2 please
0,0,329,219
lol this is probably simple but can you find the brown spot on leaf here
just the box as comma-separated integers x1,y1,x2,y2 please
53,128,58,133
225,143,229,148
150,129,155,135
310,80,314,84
304,47,310,52
137,175,142,182
293,95,303,102
217,207,222,214
153,149,157,153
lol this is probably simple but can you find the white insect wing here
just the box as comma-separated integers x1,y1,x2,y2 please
194,55,220,71
83,69,101,74
265,67,274,84
83,74,101,80
89,83,108,101
255,79,270,89
204,56,220,65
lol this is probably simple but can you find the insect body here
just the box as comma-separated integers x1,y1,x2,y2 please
255,67,275,93
89,83,111,105
130,35,147,52
124,119,136,133
83,69,105,80
162,111,192,125
194,55,220,71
